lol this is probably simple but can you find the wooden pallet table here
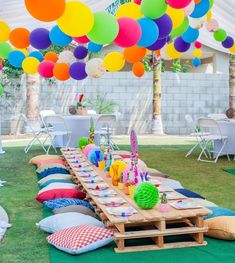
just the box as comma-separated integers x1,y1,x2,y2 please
61,148,211,253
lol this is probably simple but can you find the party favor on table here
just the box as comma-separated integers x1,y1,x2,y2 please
90,189,117,197
86,183,109,190
98,197,126,207
106,207,137,217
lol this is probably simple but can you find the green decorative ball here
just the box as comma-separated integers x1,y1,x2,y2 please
214,29,227,42
77,137,89,149
133,182,159,210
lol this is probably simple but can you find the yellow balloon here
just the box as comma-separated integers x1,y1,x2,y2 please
193,49,202,58
57,1,94,37
14,48,28,57
22,57,40,74
116,3,143,20
0,20,10,42
166,43,182,59
206,11,212,21
104,52,125,72
110,160,127,179
167,6,184,29
229,44,235,54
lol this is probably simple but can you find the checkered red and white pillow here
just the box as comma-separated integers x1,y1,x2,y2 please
47,225,114,254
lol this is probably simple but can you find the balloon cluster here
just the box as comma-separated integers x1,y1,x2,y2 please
192,41,202,67
0,0,234,81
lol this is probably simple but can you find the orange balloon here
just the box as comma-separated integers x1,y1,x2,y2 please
124,46,146,63
194,0,201,3
53,63,70,81
132,62,145,78
9,28,30,49
44,52,58,63
24,0,66,22
155,50,161,57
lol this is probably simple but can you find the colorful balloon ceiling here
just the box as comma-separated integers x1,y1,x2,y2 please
0,0,234,81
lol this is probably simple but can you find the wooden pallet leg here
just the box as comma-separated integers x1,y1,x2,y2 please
115,224,125,252
153,221,166,248
191,216,204,244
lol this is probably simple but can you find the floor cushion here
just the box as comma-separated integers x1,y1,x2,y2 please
38,183,78,195
53,205,98,219
38,168,69,180
175,188,205,199
156,177,184,189
44,198,94,211
205,216,235,240
37,212,104,233
29,155,62,165
190,198,218,208
146,167,169,178
36,158,66,168
0,206,11,241
204,207,235,220
39,179,74,189
36,163,68,174
36,189,86,203
47,225,114,255
38,174,72,185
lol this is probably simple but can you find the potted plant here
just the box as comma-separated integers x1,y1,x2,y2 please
159,193,170,212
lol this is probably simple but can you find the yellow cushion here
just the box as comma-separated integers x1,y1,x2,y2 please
38,174,73,184
205,216,235,240
29,155,62,165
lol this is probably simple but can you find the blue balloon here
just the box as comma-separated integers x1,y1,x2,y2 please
88,42,103,53
182,27,199,43
49,25,72,47
8,50,25,68
137,18,159,47
190,0,210,19
88,148,104,165
29,51,44,62
192,57,201,67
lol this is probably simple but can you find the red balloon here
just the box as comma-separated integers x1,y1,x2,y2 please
134,0,142,4
73,36,89,44
38,60,55,78
167,0,192,9
114,17,141,48
194,41,202,48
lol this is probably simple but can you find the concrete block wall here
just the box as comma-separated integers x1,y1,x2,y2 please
0,72,229,135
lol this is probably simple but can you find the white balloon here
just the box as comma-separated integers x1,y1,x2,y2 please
184,0,195,17
85,58,106,78
189,16,206,29
206,19,219,32
58,50,76,64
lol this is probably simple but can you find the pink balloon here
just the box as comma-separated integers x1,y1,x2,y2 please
0,64,2,71
73,35,89,44
114,17,141,48
134,0,142,4
38,60,55,78
184,0,195,17
83,144,96,158
206,19,219,32
167,0,192,9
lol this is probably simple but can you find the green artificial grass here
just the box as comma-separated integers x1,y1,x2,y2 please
0,144,235,263
223,168,235,176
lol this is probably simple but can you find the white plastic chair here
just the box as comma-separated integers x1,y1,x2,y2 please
197,118,230,163
42,115,72,154
95,114,119,150
21,114,47,153
207,114,227,120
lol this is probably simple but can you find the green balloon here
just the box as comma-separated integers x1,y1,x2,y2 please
141,0,167,19
214,28,227,42
87,11,119,45
170,17,189,39
0,42,12,59
209,0,214,9
0,84,4,96
77,137,89,149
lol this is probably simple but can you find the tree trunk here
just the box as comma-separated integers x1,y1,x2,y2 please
229,55,235,109
152,52,164,135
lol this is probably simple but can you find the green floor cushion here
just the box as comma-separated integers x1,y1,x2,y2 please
38,174,72,185
205,216,235,240
36,212,104,233
205,207,235,220
47,225,114,255
53,205,98,219
40,180,74,189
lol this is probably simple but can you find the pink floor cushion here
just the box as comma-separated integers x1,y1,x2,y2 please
47,225,114,255
29,155,63,165
35,189,86,203
36,158,66,167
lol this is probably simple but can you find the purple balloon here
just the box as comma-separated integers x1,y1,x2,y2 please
154,14,173,40
69,62,87,80
74,46,88,59
29,28,51,50
174,37,191,52
222,36,234,49
147,37,167,51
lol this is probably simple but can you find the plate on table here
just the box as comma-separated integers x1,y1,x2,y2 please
78,172,98,177
106,207,137,217
74,167,94,173
170,201,203,210
90,189,117,197
86,183,109,190
81,177,104,183
98,197,126,207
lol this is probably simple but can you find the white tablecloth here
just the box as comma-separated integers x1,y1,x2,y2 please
213,120,235,156
54,115,99,147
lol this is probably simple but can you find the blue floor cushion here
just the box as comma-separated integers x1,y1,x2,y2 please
205,206,235,220
175,188,205,199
